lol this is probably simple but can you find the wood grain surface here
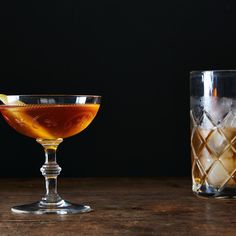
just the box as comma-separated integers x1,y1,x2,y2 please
0,177,236,236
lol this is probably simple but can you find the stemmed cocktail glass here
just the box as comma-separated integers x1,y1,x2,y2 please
0,95,101,214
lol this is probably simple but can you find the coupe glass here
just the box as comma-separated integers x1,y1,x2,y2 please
0,95,101,214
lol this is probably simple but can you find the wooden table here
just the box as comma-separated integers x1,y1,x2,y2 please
0,177,236,236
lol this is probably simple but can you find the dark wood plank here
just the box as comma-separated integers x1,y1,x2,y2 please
0,177,235,236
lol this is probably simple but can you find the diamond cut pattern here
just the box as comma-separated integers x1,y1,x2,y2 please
207,160,230,188
198,147,217,172
219,148,236,174
191,106,236,192
206,129,229,157
191,128,204,156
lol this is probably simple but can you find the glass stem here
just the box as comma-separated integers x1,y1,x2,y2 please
37,138,63,205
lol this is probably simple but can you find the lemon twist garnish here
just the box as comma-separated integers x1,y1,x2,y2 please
0,94,24,105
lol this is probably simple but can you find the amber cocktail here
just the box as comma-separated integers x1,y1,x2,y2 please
0,95,101,214
191,70,236,199
1,104,99,139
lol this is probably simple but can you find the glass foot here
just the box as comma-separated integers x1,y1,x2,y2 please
11,200,92,214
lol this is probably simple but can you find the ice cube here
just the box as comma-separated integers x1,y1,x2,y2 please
198,128,212,139
219,149,236,186
219,149,236,174
199,147,216,171
221,127,236,142
207,130,229,157
222,112,236,127
202,97,232,124
207,161,230,187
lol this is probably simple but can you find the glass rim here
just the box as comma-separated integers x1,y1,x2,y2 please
0,94,101,106
190,70,236,75
1,94,102,98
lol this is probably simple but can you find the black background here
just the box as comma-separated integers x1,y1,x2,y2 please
1,1,236,177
